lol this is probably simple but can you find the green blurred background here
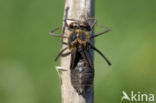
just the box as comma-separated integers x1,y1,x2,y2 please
0,0,156,103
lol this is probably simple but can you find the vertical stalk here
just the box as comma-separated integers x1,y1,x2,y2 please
59,0,94,103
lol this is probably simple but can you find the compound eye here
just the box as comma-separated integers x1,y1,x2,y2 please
80,23,91,31
69,22,78,29
79,33,86,41
70,33,77,41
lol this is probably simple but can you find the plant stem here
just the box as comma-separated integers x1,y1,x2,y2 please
59,0,95,103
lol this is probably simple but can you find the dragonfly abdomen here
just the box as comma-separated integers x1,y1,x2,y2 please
70,59,94,95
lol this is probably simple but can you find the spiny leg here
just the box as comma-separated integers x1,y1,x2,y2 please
61,51,71,57
64,19,69,27
65,18,80,22
65,18,82,25
56,66,68,74
49,26,67,38
56,66,68,84
87,17,97,30
90,24,111,38
54,47,68,61
90,44,111,65
62,42,68,45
